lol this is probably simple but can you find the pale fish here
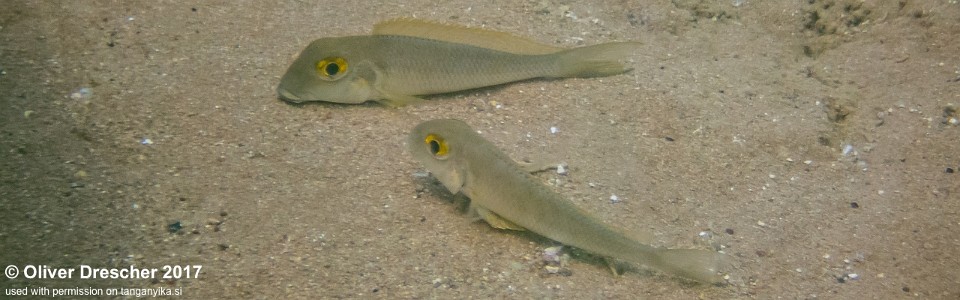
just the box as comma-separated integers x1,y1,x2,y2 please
407,119,728,283
277,19,640,107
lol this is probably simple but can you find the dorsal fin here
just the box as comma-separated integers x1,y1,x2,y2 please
373,18,564,55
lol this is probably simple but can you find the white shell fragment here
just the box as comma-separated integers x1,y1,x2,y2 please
543,246,563,263
841,144,855,156
556,164,567,175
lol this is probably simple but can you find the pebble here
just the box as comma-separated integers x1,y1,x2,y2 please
542,246,563,263
550,126,559,134
841,144,855,156
70,87,92,100
167,221,182,233
140,138,153,145
609,194,620,203
556,164,567,175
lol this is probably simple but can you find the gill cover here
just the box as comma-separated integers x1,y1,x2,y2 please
408,120,471,194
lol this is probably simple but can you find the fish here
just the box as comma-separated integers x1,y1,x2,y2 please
407,119,727,283
277,19,640,107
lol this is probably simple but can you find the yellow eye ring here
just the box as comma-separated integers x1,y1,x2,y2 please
316,57,348,80
424,134,449,158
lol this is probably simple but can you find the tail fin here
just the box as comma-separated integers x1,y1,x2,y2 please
649,248,728,284
555,42,641,78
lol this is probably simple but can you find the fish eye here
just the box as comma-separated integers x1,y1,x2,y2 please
316,57,348,80
424,134,449,158
325,62,340,75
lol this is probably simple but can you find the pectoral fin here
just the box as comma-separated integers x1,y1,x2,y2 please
604,257,622,276
375,92,426,107
471,204,525,231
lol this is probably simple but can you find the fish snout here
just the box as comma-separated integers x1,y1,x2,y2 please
277,88,303,103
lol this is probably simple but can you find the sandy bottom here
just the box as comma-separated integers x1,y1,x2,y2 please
2,1,958,298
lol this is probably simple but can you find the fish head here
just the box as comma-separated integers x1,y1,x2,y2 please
408,119,474,194
277,37,373,104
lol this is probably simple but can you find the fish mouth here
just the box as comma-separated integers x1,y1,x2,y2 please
277,88,303,103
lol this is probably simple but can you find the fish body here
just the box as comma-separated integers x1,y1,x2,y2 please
277,19,639,107
408,119,726,283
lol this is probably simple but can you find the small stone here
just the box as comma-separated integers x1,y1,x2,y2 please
168,221,183,233
725,228,735,235
757,220,766,227
847,273,859,280
609,194,620,203
850,202,859,208
543,246,563,263
946,167,955,174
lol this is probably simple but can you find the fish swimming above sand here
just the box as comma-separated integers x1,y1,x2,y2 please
407,119,728,283
277,19,640,107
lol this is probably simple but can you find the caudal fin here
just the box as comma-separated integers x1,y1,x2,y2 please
650,248,728,284
555,42,641,77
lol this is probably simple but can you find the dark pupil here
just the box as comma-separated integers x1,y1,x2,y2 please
325,63,340,76
428,140,441,154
